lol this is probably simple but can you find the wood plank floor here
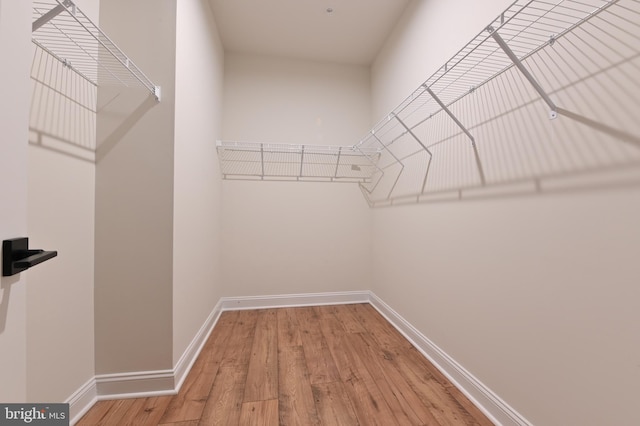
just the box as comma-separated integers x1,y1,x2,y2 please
77,304,494,425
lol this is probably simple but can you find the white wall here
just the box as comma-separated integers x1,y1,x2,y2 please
95,0,176,374
0,0,31,403
173,0,224,364
371,1,640,425
221,54,372,297
26,0,97,403
26,150,95,402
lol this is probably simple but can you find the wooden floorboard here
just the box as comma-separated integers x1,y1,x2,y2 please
312,381,359,425
76,400,115,426
198,309,257,426
316,306,402,426
278,344,320,425
77,304,494,425
276,308,302,347
93,399,138,426
123,397,173,426
354,332,438,425
244,309,279,403
239,400,279,426
296,307,341,385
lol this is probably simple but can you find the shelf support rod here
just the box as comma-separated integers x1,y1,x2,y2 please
260,143,265,180
354,145,385,192
423,85,476,146
372,132,405,168
333,146,342,179
489,26,558,119
422,85,486,185
391,113,433,156
299,145,305,179
391,114,434,193
32,2,69,32
372,132,405,199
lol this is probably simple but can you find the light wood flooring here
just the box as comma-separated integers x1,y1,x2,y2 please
77,304,493,425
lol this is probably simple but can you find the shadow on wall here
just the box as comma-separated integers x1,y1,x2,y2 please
361,2,640,207
0,275,20,335
94,88,157,163
29,45,97,163
28,45,156,164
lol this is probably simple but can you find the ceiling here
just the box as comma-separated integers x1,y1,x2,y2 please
208,0,410,65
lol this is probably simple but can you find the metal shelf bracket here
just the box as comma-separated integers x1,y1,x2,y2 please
421,85,486,185
423,85,477,146
390,113,433,156
488,26,558,120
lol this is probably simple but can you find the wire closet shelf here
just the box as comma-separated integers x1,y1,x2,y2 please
216,141,382,183
217,0,640,206
32,0,161,101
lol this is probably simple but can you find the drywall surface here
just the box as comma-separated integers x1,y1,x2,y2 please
26,0,97,403
372,189,640,426
27,137,95,402
221,180,371,296
95,0,176,374
0,0,31,402
221,54,372,297
371,1,640,425
173,0,224,364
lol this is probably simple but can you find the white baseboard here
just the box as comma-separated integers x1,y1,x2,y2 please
69,290,531,426
90,301,226,401
219,290,370,310
173,299,224,392
66,377,97,426
367,291,532,426
95,369,176,399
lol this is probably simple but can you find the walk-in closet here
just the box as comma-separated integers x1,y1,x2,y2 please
1,0,638,425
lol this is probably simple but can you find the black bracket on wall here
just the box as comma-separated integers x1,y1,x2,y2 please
2,238,58,277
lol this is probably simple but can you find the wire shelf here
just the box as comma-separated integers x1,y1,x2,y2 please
358,0,640,206
217,141,382,182
217,0,640,206
32,0,160,100
367,0,618,134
